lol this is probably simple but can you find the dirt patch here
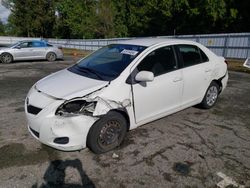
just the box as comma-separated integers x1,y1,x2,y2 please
163,172,172,182
0,143,60,169
227,59,250,74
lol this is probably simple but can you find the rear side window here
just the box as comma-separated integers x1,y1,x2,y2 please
178,45,202,67
32,41,46,47
177,45,209,68
137,46,177,77
200,49,209,62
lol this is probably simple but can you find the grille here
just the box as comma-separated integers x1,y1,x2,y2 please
29,127,39,138
27,105,42,115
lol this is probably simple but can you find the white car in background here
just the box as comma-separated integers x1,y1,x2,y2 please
25,38,228,153
0,40,63,63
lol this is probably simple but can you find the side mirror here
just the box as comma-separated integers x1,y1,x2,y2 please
15,46,21,49
135,71,154,82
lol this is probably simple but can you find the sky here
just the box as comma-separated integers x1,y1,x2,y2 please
0,1,11,24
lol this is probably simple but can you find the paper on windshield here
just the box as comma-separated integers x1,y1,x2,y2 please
121,49,138,56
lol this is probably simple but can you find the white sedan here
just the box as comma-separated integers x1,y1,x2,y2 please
25,38,228,153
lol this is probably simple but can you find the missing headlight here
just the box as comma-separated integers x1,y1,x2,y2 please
56,100,97,116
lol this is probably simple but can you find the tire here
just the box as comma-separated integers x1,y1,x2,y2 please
1,53,13,64
87,111,127,154
46,52,57,62
200,81,219,109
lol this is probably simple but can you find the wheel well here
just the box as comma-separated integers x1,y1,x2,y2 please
212,79,222,93
46,51,57,57
1,52,13,57
111,109,130,131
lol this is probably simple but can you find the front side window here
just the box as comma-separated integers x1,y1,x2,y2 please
137,46,177,77
19,42,32,48
68,44,146,81
178,45,208,67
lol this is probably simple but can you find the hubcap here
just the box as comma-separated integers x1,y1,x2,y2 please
2,54,11,63
98,120,122,148
48,53,55,61
206,86,218,106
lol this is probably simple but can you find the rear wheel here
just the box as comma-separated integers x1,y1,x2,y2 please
200,81,219,109
87,111,127,154
1,53,13,64
46,52,56,62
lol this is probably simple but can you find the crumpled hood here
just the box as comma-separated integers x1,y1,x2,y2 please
36,69,109,100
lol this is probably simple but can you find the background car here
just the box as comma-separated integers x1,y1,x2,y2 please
0,40,63,63
25,38,228,153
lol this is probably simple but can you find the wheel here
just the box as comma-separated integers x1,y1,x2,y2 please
87,111,127,154
1,53,13,64
200,81,219,109
46,52,56,62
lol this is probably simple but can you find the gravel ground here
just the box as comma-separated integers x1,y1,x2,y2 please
0,58,249,188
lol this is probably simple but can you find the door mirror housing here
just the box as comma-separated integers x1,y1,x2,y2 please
14,46,21,49
135,71,154,82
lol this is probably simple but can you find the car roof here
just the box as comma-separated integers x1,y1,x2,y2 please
117,38,198,47
19,40,46,43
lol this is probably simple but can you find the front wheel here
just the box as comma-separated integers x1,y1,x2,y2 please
1,53,13,64
46,52,56,62
200,82,219,109
87,111,127,154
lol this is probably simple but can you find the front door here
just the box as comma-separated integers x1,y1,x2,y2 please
131,46,183,123
12,41,33,60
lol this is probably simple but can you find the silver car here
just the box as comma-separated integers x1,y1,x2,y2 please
0,40,63,63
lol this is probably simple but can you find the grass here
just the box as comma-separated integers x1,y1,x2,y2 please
62,48,91,57
226,58,250,74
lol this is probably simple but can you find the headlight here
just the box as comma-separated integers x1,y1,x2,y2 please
56,100,96,116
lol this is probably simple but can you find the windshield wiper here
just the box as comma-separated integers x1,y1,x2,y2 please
76,66,104,80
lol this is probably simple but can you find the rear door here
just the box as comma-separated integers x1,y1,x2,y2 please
176,45,213,107
31,41,47,59
131,45,183,123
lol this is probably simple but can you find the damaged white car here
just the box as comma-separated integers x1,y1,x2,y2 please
25,38,228,153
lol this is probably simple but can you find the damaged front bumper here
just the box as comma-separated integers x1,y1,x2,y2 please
25,88,99,151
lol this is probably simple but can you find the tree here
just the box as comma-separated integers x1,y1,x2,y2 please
54,0,97,39
2,0,249,38
0,20,6,35
94,0,115,38
7,0,56,37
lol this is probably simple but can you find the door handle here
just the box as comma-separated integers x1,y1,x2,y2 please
173,77,182,82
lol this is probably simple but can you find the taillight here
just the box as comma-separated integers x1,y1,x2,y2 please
224,60,228,65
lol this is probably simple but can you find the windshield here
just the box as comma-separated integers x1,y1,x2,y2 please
8,42,21,48
68,44,146,81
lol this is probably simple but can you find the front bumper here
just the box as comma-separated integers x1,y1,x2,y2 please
25,88,98,151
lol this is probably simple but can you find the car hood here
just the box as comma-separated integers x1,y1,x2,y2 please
36,69,109,100
0,48,9,52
